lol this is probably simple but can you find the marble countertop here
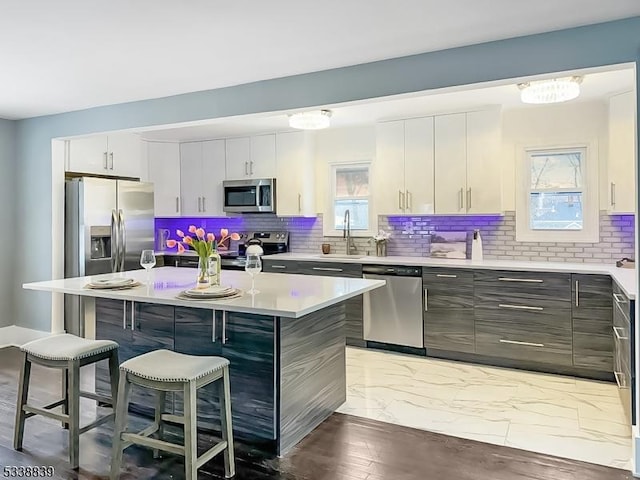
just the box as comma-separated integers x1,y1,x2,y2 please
266,253,637,300
22,267,386,318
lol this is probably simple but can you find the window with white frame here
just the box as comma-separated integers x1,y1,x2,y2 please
516,145,598,242
331,163,371,234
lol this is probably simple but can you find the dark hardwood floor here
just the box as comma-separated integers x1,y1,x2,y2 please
0,346,632,480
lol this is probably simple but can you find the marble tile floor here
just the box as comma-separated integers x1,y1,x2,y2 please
336,347,632,470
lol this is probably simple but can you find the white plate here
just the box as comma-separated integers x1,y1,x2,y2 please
179,288,239,299
184,286,233,296
89,277,135,287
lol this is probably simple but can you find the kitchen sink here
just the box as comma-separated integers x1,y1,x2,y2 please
314,254,365,260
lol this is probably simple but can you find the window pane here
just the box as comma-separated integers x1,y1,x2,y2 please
336,167,369,197
334,199,369,230
529,192,583,230
530,151,583,190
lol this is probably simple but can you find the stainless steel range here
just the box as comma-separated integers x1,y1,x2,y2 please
220,231,289,270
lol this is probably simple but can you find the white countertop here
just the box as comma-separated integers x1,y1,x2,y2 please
266,253,638,300
22,267,386,319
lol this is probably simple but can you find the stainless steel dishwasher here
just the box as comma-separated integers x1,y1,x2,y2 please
363,265,424,348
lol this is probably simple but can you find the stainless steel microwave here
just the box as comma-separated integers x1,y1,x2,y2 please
223,178,276,213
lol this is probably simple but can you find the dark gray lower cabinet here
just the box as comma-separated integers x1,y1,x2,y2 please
613,281,635,425
571,274,613,372
423,269,474,354
263,259,365,347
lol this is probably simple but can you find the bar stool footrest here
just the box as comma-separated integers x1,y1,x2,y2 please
122,433,185,456
78,413,115,434
196,440,228,470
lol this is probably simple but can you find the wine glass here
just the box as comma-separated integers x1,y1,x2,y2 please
244,253,262,294
140,249,156,286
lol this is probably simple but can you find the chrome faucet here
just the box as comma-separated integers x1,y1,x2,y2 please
343,209,357,255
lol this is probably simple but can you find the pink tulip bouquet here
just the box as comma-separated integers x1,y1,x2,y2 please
166,226,240,256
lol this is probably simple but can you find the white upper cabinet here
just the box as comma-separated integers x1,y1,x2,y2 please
225,134,276,179
180,140,226,217
434,110,502,214
465,109,502,214
404,117,435,214
146,142,181,217
67,133,142,178
250,134,277,178
276,131,316,216
201,140,226,216
374,118,435,215
608,90,636,214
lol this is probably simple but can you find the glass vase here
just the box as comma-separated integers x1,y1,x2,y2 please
196,251,222,288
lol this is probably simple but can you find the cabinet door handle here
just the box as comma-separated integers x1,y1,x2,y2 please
467,188,472,211
436,274,457,278
613,293,627,304
250,161,254,175
270,265,287,269
175,197,180,213
212,310,217,343
122,302,127,330
498,277,543,283
458,188,464,211
245,162,249,175
130,301,135,331
614,371,629,389
424,289,428,311
398,190,402,210
575,280,579,307
312,267,343,272
499,304,544,311
499,339,544,347
613,326,629,340
103,152,108,169
222,311,227,344
298,193,302,213
197,197,201,212
109,152,114,170
406,190,412,211
611,182,616,207
202,196,206,212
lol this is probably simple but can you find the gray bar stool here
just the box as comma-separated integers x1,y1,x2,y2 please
110,349,235,480
13,334,120,469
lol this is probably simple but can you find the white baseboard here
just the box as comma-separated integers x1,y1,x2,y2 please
0,325,51,348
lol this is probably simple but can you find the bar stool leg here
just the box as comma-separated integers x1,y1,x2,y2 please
219,365,235,478
183,380,198,480
68,360,81,469
153,391,166,459
108,350,120,409
110,373,131,480
61,368,69,429
13,352,31,451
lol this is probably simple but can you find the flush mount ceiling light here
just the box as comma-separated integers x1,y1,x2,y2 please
288,110,332,130
518,76,583,104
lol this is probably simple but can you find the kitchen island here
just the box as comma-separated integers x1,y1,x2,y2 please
23,267,385,455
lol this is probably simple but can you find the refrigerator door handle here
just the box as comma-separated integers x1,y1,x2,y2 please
118,209,126,272
110,209,119,273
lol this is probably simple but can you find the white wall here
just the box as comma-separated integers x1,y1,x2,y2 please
501,100,609,211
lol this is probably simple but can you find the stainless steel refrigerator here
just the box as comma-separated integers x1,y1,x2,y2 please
64,177,154,335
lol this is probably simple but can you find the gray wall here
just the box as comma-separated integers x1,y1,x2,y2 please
14,16,640,331
0,119,15,328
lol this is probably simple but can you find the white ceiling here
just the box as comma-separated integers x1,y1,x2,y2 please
139,66,636,142
2,0,640,120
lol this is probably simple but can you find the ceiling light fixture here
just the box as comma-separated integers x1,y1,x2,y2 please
288,110,332,130
518,76,583,104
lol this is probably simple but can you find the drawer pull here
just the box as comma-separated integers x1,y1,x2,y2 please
613,326,629,341
614,371,629,389
498,277,543,283
498,304,543,311
424,289,428,311
270,265,287,269
499,339,544,347
613,293,627,304
575,280,579,307
313,267,343,272
436,274,457,278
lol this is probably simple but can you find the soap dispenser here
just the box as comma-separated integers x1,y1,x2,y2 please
471,229,483,262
